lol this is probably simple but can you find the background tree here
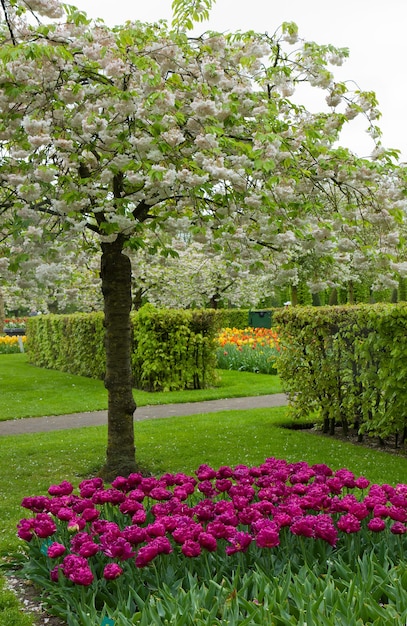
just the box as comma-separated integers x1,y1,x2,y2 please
0,0,404,478
0,222,102,313
128,231,268,309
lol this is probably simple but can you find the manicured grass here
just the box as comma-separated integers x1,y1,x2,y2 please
1,355,406,625
0,577,34,626
0,354,108,420
2,407,407,558
0,355,282,420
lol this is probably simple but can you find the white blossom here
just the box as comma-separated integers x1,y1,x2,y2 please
390,262,407,276
195,134,219,150
280,82,295,97
22,117,50,136
326,93,342,108
161,128,185,147
28,135,51,148
17,183,42,200
190,99,219,117
328,54,345,66
34,168,55,183
372,274,398,291
283,32,299,45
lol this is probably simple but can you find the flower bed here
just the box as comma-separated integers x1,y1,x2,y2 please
3,317,27,330
1,318,27,351
0,335,26,354
17,458,407,625
216,327,280,374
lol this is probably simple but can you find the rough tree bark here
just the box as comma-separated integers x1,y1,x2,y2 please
100,235,137,480
290,285,298,306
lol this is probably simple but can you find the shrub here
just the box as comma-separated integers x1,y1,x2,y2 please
27,313,106,379
274,304,407,446
132,305,217,391
213,309,250,330
27,307,218,391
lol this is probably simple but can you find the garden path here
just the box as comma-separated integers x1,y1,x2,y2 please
0,394,287,436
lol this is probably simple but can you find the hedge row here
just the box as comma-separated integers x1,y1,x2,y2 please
213,308,249,330
132,305,217,391
27,312,106,379
26,305,218,391
215,308,278,329
274,304,407,446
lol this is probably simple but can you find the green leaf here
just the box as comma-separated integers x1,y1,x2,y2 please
171,0,216,30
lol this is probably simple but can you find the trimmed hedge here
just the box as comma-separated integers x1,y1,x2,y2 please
213,308,278,329
27,306,218,391
132,305,217,391
27,313,106,379
274,303,407,446
213,308,249,329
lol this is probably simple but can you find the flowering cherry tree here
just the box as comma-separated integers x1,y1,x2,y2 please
0,0,404,478
128,234,269,309
0,225,102,313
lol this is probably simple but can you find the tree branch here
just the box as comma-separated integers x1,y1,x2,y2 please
0,0,17,45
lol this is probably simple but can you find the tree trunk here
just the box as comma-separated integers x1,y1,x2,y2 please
322,407,330,434
311,292,321,307
399,278,407,302
132,286,144,310
290,285,298,306
100,236,137,480
209,292,220,309
348,281,354,305
328,288,338,306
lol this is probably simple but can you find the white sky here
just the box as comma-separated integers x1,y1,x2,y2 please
74,0,407,160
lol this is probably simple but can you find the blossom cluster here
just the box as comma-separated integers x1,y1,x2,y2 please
18,459,407,586
2,1,404,305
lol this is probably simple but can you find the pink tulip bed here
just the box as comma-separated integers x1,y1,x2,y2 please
17,457,407,625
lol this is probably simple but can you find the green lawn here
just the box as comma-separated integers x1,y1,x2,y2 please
1,356,407,625
0,354,282,420
2,407,407,558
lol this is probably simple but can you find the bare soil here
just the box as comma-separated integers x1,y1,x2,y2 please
5,572,66,626
313,425,407,457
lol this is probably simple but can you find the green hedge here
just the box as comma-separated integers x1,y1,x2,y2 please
212,309,249,329
274,304,407,446
132,305,217,391
27,306,218,391
27,313,106,379
213,308,279,329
